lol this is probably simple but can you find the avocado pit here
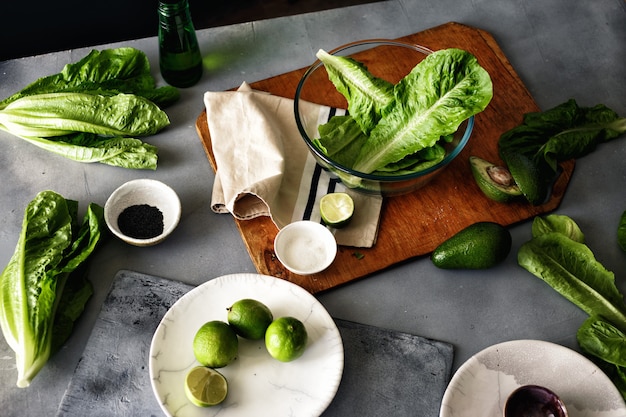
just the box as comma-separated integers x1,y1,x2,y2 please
487,165,515,187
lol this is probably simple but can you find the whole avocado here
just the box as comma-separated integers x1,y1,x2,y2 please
431,222,512,269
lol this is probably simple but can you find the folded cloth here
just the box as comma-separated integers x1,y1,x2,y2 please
204,82,383,248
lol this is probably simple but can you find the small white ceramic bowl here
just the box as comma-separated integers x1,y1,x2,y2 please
104,179,181,247
274,221,337,275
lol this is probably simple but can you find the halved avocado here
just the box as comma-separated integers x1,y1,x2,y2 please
501,151,549,206
469,156,522,203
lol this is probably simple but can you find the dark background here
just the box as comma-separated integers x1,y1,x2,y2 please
1,0,381,62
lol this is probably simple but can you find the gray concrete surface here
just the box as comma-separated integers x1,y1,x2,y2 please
0,0,625,415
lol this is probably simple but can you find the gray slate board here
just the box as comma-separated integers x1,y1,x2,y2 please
56,270,453,417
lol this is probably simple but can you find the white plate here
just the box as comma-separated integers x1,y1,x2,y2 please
149,273,344,417
440,339,626,417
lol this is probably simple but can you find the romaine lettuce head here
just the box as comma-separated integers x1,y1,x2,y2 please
315,47,493,176
0,191,104,387
353,48,493,173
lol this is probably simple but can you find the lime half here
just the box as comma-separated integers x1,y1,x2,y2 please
184,366,228,407
320,192,354,228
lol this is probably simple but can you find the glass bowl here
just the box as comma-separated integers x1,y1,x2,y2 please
294,39,474,197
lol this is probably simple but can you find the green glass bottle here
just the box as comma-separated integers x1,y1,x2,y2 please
158,0,203,87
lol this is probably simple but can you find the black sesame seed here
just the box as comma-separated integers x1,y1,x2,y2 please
117,204,164,239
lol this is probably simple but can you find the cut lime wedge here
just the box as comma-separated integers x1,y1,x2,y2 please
184,366,228,407
320,192,354,228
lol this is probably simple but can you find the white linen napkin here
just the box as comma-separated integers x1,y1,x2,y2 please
203,82,382,248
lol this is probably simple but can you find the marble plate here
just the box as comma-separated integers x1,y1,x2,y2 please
440,339,626,417
149,273,344,417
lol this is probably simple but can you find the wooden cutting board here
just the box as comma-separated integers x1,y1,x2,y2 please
195,22,575,294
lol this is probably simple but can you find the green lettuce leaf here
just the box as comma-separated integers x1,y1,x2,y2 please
499,100,626,167
316,49,394,134
353,48,493,173
518,231,626,332
314,115,369,168
315,115,449,176
0,92,170,138
0,47,179,110
519,215,626,399
15,133,158,170
0,47,177,169
577,316,626,398
315,48,493,176
373,143,446,175
578,316,626,367
51,203,105,352
531,214,585,243
0,191,105,387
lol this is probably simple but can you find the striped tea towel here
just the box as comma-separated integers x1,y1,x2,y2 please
204,82,382,248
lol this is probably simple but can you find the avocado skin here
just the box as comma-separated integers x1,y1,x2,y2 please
431,222,512,269
501,151,550,206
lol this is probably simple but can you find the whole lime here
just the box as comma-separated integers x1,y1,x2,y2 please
192,320,238,368
265,316,308,362
227,298,274,340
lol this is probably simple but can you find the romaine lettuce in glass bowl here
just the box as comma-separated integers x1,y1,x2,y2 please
294,39,492,196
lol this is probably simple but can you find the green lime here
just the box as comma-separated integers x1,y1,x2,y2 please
227,298,274,340
265,316,308,362
431,221,512,269
320,192,354,228
184,366,228,407
192,320,238,368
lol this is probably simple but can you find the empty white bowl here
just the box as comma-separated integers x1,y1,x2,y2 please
274,221,337,275
104,179,181,247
